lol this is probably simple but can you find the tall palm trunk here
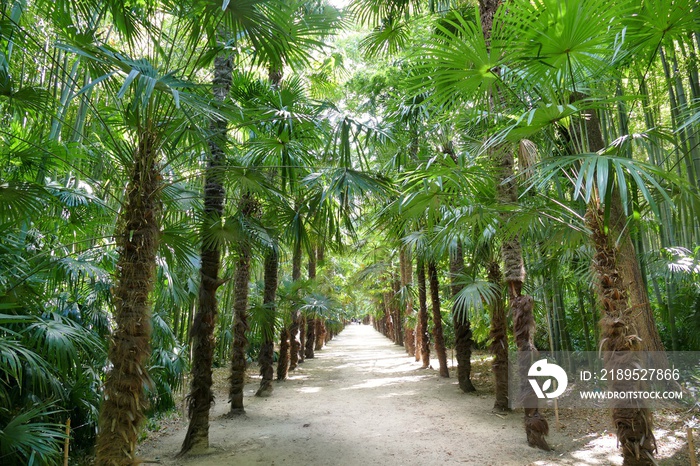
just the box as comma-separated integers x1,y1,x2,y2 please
228,193,256,415
478,0,510,415
392,276,403,346
417,257,430,368
95,131,161,465
587,206,655,466
400,247,416,357
513,294,550,450
315,244,327,350
450,242,475,392
256,248,278,397
427,260,449,377
575,104,656,465
497,143,549,449
414,316,422,362
487,260,509,411
289,241,302,370
478,0,546,441
574,98,664,353
299,314,306,363
305,248,316,359
305,317,316,358
314,319,325,350
179,53,232,456
277,327,290,381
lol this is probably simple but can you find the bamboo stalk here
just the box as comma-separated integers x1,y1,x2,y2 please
64,418,71,466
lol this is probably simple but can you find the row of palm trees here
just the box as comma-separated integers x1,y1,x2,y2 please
1,0,699,465
0,0,358,464
348,0,699,464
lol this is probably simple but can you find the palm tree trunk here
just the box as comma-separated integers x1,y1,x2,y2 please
450,242,475,392
305,317,316,358
414,258,422,361
487,260,509,412
228,193,256,415
95,131,161,465
480,0,549,442
305,249,316,359
417,257,430,368
495,144,549,448
574,96,664,353
277,327,290,381
587,206,655,466
315,319,325,350
427,260,449,378
315,245,328,351
575,104,656,465
513,294,550,450
289,241,302,371
400,247,416,357
383,291,394,340
392,276,403,346
256,247,278,398
179,53,232,456
299,314,306,364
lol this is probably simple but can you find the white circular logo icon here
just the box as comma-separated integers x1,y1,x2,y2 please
528,358,568,399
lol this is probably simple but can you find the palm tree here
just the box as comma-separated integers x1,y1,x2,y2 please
223,0,343,399
416,255,430,368
228,192,259,415
179,50,232,454
449,241,476,392
305,245,318,359
427,258,449,377
80,48,211,464
496,0,697,459
256,244,278,397
476,0,549,446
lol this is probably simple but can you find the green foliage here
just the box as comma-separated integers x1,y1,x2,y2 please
2,0,700,461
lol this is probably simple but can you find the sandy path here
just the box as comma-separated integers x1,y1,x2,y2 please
139,325,576,465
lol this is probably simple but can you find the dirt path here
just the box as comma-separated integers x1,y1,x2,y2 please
139,325,689,465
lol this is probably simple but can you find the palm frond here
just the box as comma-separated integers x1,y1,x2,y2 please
0,401,66,465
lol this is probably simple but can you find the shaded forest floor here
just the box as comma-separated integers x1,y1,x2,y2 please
139,325,696,465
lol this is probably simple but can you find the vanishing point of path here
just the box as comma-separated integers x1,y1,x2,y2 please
139,325,567,466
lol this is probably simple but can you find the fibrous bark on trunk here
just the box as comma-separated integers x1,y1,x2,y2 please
228,193,256,415
450,242,475,392
383,291,394,340
417,257,430,368
399,248,416,357
427,260,449,378
392,276,403,346
277,327,290,381
288,321,300,370
315,318,326,351
297,332,305,364
513,295,550,450
572,98,664,353
305,318,316,358
496,143,549,449
95,132,161,465
305,248,317,358
588,206,656,465
572,99,658,465
179,53,232,456
256,247,278,398
289,241,302,371
488,261,509,412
